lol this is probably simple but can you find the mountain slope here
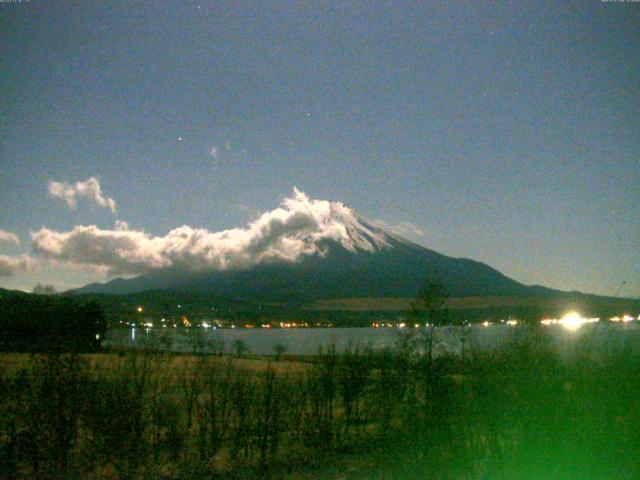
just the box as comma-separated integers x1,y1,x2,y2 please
68,190,628,304
72,212,534,301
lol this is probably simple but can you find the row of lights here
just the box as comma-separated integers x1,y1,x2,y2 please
133,305,637,332
130,312,333,329
372,313,638,331
540,312,639,331
373,322,439,328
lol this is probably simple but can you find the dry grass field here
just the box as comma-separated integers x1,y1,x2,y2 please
2,327,640,479
309,295,638,314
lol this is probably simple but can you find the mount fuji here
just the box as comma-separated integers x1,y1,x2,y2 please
69,189,552,302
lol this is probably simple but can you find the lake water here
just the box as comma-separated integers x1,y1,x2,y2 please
103,322,640,358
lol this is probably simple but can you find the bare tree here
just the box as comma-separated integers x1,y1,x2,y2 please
233,339,250,358
32,284,56,295
273,342,288,361
408,280,450,363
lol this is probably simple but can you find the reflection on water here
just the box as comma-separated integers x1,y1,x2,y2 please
104,322,640,357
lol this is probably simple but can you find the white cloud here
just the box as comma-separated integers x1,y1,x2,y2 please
373,220,425,242
114,220,129,231
48,177,117,213
31,188,391,276
0,254,36,277
0,230,20,247
392,222,426,240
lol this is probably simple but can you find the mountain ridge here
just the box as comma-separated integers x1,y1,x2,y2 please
70,226,536,301
66,194,631,308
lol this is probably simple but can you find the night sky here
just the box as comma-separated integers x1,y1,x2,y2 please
1,1,638,296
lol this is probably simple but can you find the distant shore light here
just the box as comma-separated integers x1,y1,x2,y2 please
560,312,583,331
558,312,599,331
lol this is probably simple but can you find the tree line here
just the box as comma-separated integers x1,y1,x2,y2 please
0,292,106,353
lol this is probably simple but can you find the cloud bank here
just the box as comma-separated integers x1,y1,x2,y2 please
31,188,390,276
48,177,117,213
0,230,20,247
0,255,35,277
373,220,425,242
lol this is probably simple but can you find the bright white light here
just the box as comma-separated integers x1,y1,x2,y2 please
506,320,518,326
560,312,583,331
622,315,634,323
482,321,490,327
558,312,598,331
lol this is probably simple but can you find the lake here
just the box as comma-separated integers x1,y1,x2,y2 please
103,322,640,358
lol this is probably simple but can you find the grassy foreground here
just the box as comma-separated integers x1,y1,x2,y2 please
1,325,639,479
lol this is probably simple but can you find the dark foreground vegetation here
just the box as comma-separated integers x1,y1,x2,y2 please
1,325,639,479
0,292,105,353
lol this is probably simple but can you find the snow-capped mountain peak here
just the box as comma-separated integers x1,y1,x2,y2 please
283,188,392,253
33,188,395,277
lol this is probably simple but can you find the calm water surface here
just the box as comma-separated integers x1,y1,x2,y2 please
104,323,640,357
